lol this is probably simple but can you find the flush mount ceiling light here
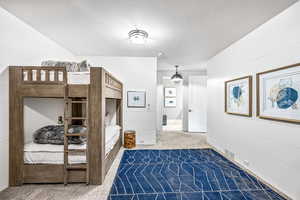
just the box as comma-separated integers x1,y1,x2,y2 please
128,29,148,44
171,65,183,83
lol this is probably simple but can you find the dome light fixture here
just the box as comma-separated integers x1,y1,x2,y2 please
128,29,148,44
171,65,183,83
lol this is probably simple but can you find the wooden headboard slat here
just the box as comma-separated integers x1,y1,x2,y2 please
54,70,59,82
36,69,41,81
45,70,50,82
27,69,32,81
20,66,66,84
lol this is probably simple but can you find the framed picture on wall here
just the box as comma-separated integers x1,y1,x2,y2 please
164,87,176,97
257,63,300,123
165,97,176,107
225,76,252,117
127,91,146,108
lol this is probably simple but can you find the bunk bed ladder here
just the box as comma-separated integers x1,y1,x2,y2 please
64,85,89,185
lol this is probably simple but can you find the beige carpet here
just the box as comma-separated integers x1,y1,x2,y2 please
0,131,208,200
162,119,183,131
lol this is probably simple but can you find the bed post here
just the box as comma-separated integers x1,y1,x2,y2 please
116,86,123,147
9,67,24,186
89,67,106,184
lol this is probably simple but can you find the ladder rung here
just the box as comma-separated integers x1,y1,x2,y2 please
67,164,87,170
67,117,87,120
65,133,87,137
71,100,87,104
66,149,86,153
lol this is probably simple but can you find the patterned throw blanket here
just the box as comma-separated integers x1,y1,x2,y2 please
41,60,90,72
33,125,86,145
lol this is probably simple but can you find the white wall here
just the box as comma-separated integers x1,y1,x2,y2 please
76,56,157,145
24,98,65,143
207,2,300,199
0,7,74,191
157,70,207,132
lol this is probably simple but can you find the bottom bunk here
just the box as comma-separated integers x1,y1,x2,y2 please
22,124,122,184
24,125,121,165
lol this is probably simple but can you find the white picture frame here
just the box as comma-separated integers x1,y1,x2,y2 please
164,87,176,97
164,97,176,107
127,91,146,108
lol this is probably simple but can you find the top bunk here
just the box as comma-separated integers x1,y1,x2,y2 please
9,66,123,99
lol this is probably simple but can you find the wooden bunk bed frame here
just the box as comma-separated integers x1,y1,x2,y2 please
9,66,123,186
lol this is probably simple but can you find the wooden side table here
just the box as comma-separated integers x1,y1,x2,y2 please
124,130,136,149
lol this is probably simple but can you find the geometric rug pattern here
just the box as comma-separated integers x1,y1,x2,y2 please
108,149,286,200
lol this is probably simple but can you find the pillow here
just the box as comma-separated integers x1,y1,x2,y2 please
41,60,89,72
104,112,111,126
78,60,89,72
68,125,87,143
33,125,86,145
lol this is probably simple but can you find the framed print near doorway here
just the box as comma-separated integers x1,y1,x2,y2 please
164,87,176,97
127,91,146,108
164,97,176,107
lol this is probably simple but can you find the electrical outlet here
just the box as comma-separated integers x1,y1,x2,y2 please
224,149,235,160
147,104,151,111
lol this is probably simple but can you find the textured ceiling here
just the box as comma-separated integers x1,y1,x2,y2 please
0,0,297,70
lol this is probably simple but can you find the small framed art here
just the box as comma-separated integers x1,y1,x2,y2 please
257,63,300,123
127,91,146,108
164,87,176,97
225,76,252,117
164,97,176,107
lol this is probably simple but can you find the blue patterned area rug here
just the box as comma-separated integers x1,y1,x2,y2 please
108,149,286,200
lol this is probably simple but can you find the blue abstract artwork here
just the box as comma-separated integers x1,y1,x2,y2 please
232,86,242,99
108,149,286,200
258,64,300,122
226,76,251,116
276,87,298,109
268,78,299,111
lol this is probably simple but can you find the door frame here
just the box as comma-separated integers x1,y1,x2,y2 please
188,75,207,133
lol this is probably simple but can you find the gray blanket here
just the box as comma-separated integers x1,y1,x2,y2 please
41,60,89,72
33,125,87,145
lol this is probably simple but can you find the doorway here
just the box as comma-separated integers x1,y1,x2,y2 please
157,72,207,134
161,77,183,132
188,76,207,132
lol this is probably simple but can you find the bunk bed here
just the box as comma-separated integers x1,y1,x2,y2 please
9,66,123,186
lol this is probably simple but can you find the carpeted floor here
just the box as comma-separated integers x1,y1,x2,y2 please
0,131,209,200
108,149,286,200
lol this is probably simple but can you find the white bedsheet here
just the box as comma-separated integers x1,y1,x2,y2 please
24,142,86,152
67,72,90,84
24,142,86,164
24,125,121,164
24,151,86,164
106,125,121,143
105,125,121,156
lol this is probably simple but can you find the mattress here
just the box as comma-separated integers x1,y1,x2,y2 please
24,125,121,164
67,72,90,84
105,125,121,156
24,142,87,164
